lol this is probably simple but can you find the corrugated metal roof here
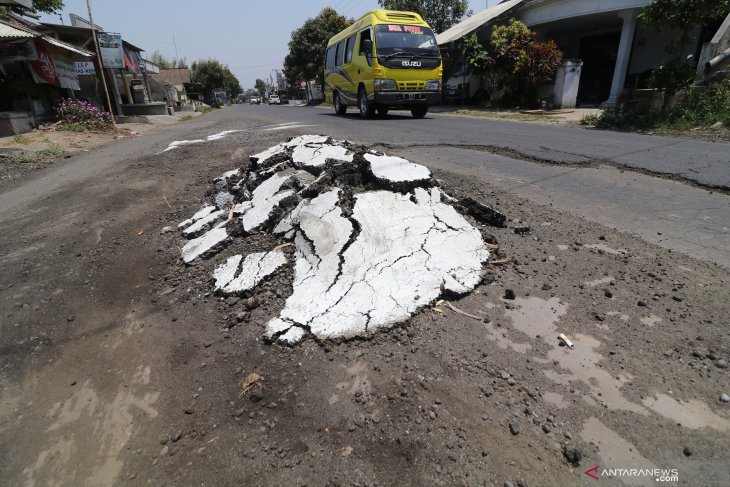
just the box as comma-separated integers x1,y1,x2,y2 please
436,0,524,45
0,21,36,39
42,35,93,57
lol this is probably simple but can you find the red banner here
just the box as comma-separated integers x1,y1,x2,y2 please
30,40,56,84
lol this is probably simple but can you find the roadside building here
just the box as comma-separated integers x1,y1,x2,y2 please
437,0,728,107
0,14,94,135
148,68,191,107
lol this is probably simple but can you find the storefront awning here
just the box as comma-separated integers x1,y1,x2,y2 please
0,22,34,39
436,0,524,45
41,35,93,57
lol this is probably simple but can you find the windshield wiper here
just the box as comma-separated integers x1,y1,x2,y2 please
378,50,407,60
407,52,439,60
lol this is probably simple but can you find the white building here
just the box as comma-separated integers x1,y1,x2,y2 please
437,0,727,106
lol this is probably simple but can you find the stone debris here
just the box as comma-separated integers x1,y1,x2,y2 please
213,251,287,294
176,135,507,344
364,153,432,188
181,227,230,264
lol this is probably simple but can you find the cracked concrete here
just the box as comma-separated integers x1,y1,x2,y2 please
176,136,499,344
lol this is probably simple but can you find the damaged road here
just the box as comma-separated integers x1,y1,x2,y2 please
1,107,729,487
177,137,496,344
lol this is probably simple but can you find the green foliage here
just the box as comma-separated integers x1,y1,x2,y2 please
638,0,729,109
255,79,267,96
191,59,242,98
639,0,729,29
581,79,730,130
284,8,351,83
180,115,193,122
647,58,695,95
148,51,188,70
490,19,563,106
377,0,470,33
3,144,63,164
458,34,492,74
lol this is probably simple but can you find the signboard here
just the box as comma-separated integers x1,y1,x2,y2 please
0,38,38,62
53,57,81,90
97,32,123,69
124,47,144,74
74,61,96,75
30,40,56,84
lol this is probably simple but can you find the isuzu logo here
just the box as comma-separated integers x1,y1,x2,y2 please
401,61,421,67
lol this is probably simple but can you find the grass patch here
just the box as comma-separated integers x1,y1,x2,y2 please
451,109,559,122
12,134,31,145
1,144,63,164
581,79,730,131
180,115,193,121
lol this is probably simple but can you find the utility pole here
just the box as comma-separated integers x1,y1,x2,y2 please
85,0,116,127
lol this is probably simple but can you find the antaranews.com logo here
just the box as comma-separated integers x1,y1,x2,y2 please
584,466,679,482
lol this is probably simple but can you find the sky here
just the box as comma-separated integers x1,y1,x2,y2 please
39,1,500,89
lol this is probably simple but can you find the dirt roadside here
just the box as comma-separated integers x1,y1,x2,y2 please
0,122,728,486
0,112,203,187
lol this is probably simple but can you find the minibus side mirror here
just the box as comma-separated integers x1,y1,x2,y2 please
362,39,372,55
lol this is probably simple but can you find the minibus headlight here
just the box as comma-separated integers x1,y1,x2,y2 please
374,79,398,92
426,79,441,91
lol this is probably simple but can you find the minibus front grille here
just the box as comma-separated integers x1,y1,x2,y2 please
398,81,425,91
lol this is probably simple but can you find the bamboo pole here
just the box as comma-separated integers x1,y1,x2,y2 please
85,0,116,127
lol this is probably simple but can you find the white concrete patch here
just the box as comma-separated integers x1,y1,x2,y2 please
240,169,305,232
164,139,206,152
181,227,229,264
178,205,217,229
251,144,286,164
214,251,287,294
364,153,431,184
178,135,501,342
265,190,488,341
182,209,226,237
292,144,353,169
163,130,241,153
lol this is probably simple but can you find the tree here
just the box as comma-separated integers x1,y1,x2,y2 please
489,19,562,106
283,7,352,85
149,50,188,70
377,0,469,34
255,79,267,96
640,0,730,110
191,59,242,102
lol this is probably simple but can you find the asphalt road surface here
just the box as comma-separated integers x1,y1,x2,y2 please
1,106,729,486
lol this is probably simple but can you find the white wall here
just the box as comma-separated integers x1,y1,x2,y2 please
628,25,702,75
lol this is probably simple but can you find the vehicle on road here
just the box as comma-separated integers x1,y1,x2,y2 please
324,9,442,119
269,94,281,105
250,96,259,105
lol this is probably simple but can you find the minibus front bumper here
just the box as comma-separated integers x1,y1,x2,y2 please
374,91,441,106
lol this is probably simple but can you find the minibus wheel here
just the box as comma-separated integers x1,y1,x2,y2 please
411,106,428,118
334,92,347,115
358,87,375,119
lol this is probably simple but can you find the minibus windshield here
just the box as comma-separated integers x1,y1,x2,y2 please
374,24,439,58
